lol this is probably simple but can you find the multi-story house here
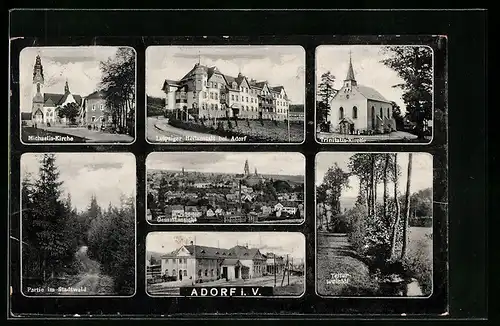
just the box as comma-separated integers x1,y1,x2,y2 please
159,243,267,282
161,63,291,121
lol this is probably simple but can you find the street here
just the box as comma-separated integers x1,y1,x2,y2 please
36,126,134,143
147,116,228,142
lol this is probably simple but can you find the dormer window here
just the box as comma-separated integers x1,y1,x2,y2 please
201,250,206,254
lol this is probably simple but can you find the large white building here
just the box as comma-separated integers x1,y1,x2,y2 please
327,54,397,134
161,62,291,121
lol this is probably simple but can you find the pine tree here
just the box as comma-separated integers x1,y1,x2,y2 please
28,154,73,281
317,71,336,126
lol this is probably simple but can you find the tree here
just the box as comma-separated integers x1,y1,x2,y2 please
25,154,75,281
390,101,405,130
157,176,169,210
317,71,336,126
58,102,80,125
400,153,413,259
320,164,350,229
99,47,136,136
390,153,402,259
381,46,433,139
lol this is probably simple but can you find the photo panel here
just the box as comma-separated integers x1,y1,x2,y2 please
315,152,433,298
19,46,137,144
20,152,136,297
315,45,433,144
146,232,305,297
146,45,305,144
146,152,305,225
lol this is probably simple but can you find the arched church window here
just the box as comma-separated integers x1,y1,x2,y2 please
387,107,391,118
339,107,344,119
36,83,40,93
352,106,358,119
380,107,383,117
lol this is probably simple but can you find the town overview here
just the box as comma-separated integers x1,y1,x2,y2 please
146,152,305,224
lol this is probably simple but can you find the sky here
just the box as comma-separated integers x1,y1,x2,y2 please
146,46,305,104
316,45,434,115
147,232,305,261
315,152,433,198
19,46,127,112
147,152,305,176
21,153,136,211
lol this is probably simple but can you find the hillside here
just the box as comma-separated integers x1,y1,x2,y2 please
148,169,304,184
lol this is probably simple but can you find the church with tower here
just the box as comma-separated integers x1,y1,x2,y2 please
30,54,84,126
327,53,397,135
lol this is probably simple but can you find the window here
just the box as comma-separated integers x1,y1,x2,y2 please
231,94,234,101
380,107,383,117
211,269,214,277
92,105,96,111
246,97,248,102
205,269,208,276
210,92,213,99
236,95,239,101
203,91,207,98
215,93,218,100
387,107,391,118
339,107,344,119
165,269,168,275
91,116,96,122
215,104,218,110
352,106,358,119
172,269,176,276
211,104,214,110
184,270,187,276
246,106,249,110
100,105,104,111
198,269,202,277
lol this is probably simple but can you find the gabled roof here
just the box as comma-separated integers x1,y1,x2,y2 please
85,90,106,100
43,93,83,107
357,85,391,103
183,245,229,259
228,245,264,260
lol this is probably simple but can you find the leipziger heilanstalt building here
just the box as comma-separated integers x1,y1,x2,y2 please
327,54,397,134
28,55,110,128
162,62,291,121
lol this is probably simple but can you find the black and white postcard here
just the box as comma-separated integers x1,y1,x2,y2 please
146,45,305,144
315,45,433,144
315,152,433,297
19,47,136,144
146,232,305,297
146,152,305,224
20,153,136,296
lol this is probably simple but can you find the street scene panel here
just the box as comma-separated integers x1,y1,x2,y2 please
20,153,136,296
146,152,305,224
316,45,433,144
146,45,305,144
20,46,136,144
146,232,305,297
316,152,433,297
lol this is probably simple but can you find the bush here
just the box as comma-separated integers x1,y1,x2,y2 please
403,239,432,296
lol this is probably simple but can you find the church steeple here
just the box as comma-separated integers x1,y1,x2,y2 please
64,80,70,94
344,51,357,88
33,55,44,83
244,159,250,175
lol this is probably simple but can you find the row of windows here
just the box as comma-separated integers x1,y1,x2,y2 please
165,269,188,277
165,258,188,264
91,104,105,111
338,106,392,120
203,79,285,98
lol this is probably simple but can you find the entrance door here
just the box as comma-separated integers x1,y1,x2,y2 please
178,270,183,281
222,267,228,279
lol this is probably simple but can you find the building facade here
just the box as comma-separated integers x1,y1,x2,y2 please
80,90,111,127
162,62,291,121
327,54,397,134
159,244,267,282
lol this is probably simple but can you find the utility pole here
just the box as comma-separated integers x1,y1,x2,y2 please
287,104,290,142
273,254,276,287
287,254,290,285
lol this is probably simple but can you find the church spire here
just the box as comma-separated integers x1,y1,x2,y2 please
33,54,44,82
64,80,70,94
345,50,356,82
244,159,250,175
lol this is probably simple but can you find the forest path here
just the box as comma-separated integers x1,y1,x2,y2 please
62,246,114,295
